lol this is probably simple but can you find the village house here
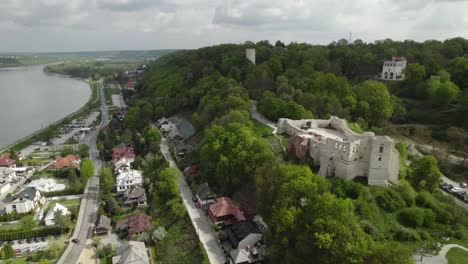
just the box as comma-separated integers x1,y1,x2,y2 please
114,158,132,174
116,212,151,240
49,154,81,170
112,146,135,164
116,170,143,193
0,167,16,194
27,178,66,193
112,241,150,264
381,56,407,80
44,203,69,226
195,182,216,210
208,197,240,227
95,215,112,236
121,186,147,208
183,164,200,177
0,154,16,168
3,187,45,214
278,116,399,187
226,218,267,264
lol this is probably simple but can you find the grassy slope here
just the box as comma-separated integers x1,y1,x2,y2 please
446,247,468,264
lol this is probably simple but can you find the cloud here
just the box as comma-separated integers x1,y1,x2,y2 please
0,0,466,52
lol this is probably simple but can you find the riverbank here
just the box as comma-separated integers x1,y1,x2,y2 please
0,71,99,153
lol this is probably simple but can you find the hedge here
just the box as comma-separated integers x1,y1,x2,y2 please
0,227,69,241
44,188,83,197
0,212,32,222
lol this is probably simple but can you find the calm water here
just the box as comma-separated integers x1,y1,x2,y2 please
0,65,90,149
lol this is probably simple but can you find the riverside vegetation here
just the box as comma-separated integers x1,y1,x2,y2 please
104,38,467,263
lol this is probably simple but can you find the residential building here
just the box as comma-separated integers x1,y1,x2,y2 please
116,170,143,193
116,212,151,240
112,147,135,164
381,56,407,80
27,178,66,193
208,197,240,227
183,164,199,177
95,215,112,236
114,158,133,174
0,180,11,195
225,221,263,249
112,241,150,264
121,186,147,208
44,203,69,226
49,154,81,170
195,182,215,210
3,187,45,213
278,116,399,187
124,81,136,91
0,167,17,181
0,154,16,168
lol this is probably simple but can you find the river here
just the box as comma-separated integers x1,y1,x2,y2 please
0,65,91,149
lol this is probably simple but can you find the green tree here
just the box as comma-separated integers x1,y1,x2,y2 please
78,144,90,158
457,91,468,129
20,215,37,231
155,167,180,203
46,237,64,259
354,80,393,125
0,244,15,260
99,167,115,195
80,158,94,180
409,155,441,191
432,81,461,107
53,211,71,228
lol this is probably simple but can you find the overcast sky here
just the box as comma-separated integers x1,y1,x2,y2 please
0,0,467,52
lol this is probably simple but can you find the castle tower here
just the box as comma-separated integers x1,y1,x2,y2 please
246,48,256,64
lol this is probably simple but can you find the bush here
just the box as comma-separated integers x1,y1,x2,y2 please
396,181,416,207
0,227,69,241
415,191,436,208
0,212,32,222
395,227,420,241
375,188,406,212
398,207,426,228
44,188,83,197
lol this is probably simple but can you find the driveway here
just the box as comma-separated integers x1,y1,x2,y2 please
160,138,226,264
414,244,468,264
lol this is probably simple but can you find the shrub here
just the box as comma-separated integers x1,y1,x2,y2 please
395,228,420,241
0,212,32,222
415,191,436,208
375,188,406,212
0,227,69,241
396,181,416,207
398,207,426,228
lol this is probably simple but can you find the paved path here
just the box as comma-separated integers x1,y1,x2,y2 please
160,138,226,264
58,80,108,264
248,100,286,152
414,244,468,264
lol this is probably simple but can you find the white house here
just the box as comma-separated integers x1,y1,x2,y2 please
114,157,133,174
381,56,407,81
44,203,69,226
3,187,45,214
27,178,66,193
0,167,17,181
116,170,143,193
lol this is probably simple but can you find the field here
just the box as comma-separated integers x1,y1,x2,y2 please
447,247,468,264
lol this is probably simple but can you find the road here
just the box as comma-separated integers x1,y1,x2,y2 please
57,80,109,264
160,138,226,264
414,244,468,264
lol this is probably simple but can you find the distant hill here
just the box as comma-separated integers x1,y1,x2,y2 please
32,49,178,59
0,57,21,65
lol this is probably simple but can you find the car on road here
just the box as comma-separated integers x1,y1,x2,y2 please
71,238,80,244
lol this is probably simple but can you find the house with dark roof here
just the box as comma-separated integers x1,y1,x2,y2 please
121,186,147,208
225,222,266,264
195,182,215,210
0,154,16,168
95,215,112,236
112,241,149,264
208,197,240,227
225,221,262,249
116,212,151,240
3,187,45,214
49,154,81,170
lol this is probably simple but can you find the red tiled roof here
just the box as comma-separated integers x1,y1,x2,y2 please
112,147,135,164
0,154,15,167
209,197,239,219
116,212,151,239
124,81,136,90
183,164,200,177
50,154,81,170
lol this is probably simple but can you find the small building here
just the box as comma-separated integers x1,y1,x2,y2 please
114,158,133,174
0,167,17,182
95,215,112,236
0,180,11,195
49,154,81,170
27,178,66,193
195,182,215,210
112,241,150,264
225,221,263,249
44,203,69,226
116,170,143,193
116,212,151,240
381,56,407,81
124,81,136,91
112,147,135,164
122,186,147,208
183,164,200,177
208,197,239,227
246,48,256,64
0,154,16,168
3,187,45,214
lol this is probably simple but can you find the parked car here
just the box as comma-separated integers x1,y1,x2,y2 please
40,237,46,242
7,241,14,245
18,239,24,244
29,245,40,253
21,247,30,254
34,237,40,243
26,238,33,243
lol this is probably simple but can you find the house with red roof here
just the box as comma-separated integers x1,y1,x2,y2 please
208,197,241,227
112,146,135,164
49,154,81,170
0,154,16,168
124,81,136,91
116,212,151,240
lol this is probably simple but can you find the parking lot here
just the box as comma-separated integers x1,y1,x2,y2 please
439,179,468,203
1,237,49,256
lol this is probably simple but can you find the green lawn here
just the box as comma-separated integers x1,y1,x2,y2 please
447,247,468,264
46,198,81,211
104,87,121,105
0,223,20,231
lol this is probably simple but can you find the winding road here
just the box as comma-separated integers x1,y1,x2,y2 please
57,80,109,264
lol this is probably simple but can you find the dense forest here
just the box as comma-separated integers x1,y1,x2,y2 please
121,38,468,263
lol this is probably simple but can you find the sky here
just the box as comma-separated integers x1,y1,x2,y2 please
0,0,467,52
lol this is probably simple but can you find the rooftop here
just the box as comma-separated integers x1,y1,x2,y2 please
209,197,239,218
